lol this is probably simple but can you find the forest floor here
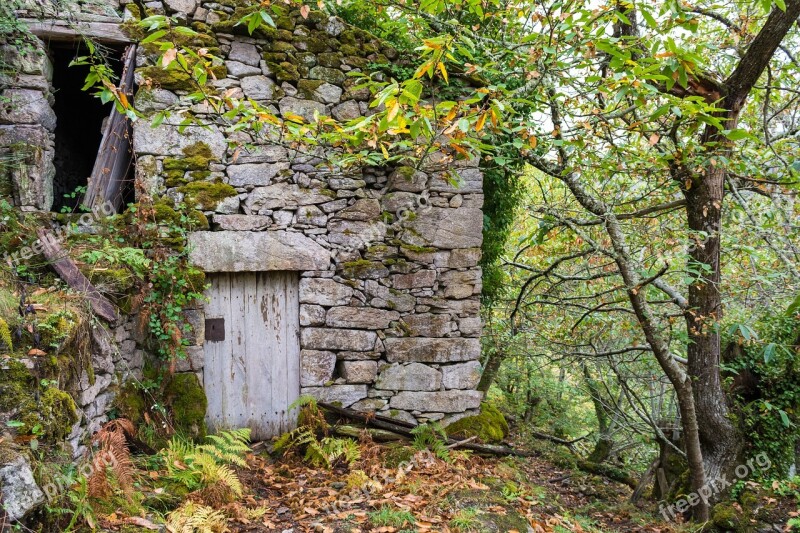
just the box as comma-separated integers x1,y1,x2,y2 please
178,434,687,533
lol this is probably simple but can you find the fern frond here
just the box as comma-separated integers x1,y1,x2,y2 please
167,501,229,533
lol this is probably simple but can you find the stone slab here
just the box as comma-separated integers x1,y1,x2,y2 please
188,230,329,271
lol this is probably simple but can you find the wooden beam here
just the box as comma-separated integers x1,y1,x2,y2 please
23,20,133,45
36,228,119,323
317,402,536,457
84,44,137,212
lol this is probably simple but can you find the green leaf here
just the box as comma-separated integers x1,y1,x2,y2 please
140,29,167,44
779,409,791,427
641,9,658,29
763,343,777,363
6,420,24,428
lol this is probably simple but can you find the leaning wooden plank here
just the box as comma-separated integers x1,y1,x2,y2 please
36,228,118,323
84,44,137,212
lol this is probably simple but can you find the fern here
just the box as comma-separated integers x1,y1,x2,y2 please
167,501,229,533
411,422,451,462
197,428,250,467
188,452,243,497
160,429,249,504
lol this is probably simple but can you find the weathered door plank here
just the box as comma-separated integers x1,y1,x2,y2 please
204,272,300,440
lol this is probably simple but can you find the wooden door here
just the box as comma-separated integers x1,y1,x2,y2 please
203,272,300,440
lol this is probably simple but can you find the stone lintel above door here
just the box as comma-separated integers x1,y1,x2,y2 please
188,230,330,272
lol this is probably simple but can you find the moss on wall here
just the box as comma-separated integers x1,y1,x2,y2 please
0,359,78,442
177,181,237,211
163,372,208,440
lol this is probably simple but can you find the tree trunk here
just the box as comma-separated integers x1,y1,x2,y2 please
477,347,505,392
683,167,743,493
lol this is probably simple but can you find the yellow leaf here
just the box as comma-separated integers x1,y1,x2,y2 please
475,112,487,132
438,61,449,83
387,100,400,122
529,135,538,148
380,143,389,159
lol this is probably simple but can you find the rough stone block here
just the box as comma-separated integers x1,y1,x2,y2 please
225,60,262,78
429,167,483,193
390,390,482,413
400,313,453,337
299,278,353,306
392,270,436,289
228,161,289,186
458,317,482,337
213,214,271,231
441,361,482,390
300,304,326,326
335,198,380,221
228,41,260,66
302,384,368,407
387,166,427,192
300,349,336,386
416,297,480,316
188,230,330,271
0,456,45,521
448,248,482,268
279,96,329,122
351,398,387,411
385,337,481,363
133,118,226,159
326,306,400,329
301,327,377,351
338,360,377,383
245,183,333,213
0,89,56,131
403,207,483,249
241,75,278,100
375,362,441,391
296,205,327,226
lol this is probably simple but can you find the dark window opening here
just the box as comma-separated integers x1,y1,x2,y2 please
49,43,134,213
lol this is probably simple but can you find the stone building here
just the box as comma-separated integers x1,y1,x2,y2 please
0,0,485,444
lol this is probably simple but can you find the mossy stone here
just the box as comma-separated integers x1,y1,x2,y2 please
297,79,325,99
0,359,78,442
445,402,509,444
139,66,195,91
271,41,297,53
178,181,237,210
338,44,360,57
113,381,146,425
164,373,207,440
269,61,300,82
712,502,742,531
340,260,387,278
163,142,217,173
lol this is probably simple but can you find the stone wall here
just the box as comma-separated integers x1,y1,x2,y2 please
0,0,486,428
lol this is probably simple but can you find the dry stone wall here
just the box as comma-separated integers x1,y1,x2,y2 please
131,2,485,424
0,0,486,428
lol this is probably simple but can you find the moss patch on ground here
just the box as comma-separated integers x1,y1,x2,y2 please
445,402,509,444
